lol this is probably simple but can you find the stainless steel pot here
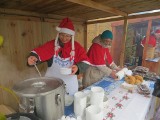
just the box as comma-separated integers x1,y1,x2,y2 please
13,77,65,120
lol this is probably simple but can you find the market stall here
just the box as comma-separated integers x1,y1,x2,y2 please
0,0,160,119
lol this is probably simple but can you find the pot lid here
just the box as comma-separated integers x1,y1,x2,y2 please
12,77,64,97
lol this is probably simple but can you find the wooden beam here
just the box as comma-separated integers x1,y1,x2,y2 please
120,18,128,67
0,8,86,22
66,0,127,17
87,12,160,24
87,17,124,24
142,20,152,65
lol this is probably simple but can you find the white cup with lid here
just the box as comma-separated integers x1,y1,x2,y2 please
60,68,72,75
90,87,104,109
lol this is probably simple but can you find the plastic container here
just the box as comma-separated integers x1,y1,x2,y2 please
60,68,72,75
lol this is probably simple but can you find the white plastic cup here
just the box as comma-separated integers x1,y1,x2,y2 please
60,68,72,75
74,91,87,117
90,87,104,108
65,94,74,106
83,90,91,106
86,105,103,120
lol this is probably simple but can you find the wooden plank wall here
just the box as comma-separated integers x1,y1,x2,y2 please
87,22,112,50
0,17,85,111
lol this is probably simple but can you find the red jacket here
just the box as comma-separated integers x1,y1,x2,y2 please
32,40,90,64
87,43,113,66
141,35,156,47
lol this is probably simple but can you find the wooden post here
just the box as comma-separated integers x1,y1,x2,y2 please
84,22,88,51
120,17,128,67
111,26,116,56
142,20,152,64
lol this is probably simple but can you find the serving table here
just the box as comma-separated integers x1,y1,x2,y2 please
65,77,155,120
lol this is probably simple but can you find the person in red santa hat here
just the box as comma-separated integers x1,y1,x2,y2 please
82,30,121,87
141,32,156,48
141,29,160,59
27,17,90,95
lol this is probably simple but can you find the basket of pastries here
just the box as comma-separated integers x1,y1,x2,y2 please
125,75,143,85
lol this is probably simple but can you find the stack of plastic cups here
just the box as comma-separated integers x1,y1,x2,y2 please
90,86,104,109
74,91,87,119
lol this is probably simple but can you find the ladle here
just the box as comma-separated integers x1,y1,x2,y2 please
34,64,42,77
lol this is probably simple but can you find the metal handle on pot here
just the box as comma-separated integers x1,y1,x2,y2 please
55,94,61,105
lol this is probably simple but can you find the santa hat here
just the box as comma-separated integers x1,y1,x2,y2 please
155,29,160,34
55,18,75,60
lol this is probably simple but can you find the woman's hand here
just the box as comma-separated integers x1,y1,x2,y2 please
109,70,118,80
115,67,122,72
28,56,38,65
71,65,78,75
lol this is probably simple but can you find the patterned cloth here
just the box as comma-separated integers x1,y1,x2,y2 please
65,77,155,120
65,77,123,117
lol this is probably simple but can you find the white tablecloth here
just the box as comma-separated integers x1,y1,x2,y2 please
103,81,154,120
65,77,155,120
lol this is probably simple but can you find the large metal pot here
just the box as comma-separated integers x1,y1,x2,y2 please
12,77,65,120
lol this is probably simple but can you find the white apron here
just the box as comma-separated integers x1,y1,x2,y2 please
45,55,78,95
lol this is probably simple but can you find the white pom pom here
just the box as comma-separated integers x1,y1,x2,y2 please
56,26,61,31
